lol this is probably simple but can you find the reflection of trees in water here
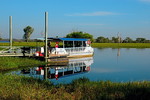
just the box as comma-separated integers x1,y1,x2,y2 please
97,48,107,50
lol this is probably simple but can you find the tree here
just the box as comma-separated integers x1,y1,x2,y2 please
123,37,133,43
95,36,110,43
96,36,104,43
136,38,146,43
66,31,94,42
111,37,119,43
23,26,34,42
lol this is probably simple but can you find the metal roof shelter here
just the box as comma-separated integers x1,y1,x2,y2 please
37,37,89,41
47,37,89,41
47,38,89,48
36,37,90,48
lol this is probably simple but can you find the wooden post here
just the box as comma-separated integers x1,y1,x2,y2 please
9,16,12,49
44,66,48,80
45,12,48,61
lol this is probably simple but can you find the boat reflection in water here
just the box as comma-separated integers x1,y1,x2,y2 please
21,57,93,81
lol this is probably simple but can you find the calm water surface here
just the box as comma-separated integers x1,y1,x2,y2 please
12,48,150,84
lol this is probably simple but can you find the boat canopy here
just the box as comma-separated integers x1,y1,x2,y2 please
36,37,89,42
36,37,91,48
48,37,89,42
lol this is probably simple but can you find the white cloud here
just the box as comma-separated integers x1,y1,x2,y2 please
66,11,119,16
140,0,150,2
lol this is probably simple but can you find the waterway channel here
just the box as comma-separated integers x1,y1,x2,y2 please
11,48,150,84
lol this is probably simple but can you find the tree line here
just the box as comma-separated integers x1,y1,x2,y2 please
0,26,149,43
95,36,150,43
66,31,150,43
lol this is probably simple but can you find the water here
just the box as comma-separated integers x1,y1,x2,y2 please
12,48,150,84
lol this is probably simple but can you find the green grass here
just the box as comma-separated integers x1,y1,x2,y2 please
0,42,60,47
0,57,45,71
0,42,44,46
0,76,150,100
92,43,150,48
0,47,3,50
1,42,150,48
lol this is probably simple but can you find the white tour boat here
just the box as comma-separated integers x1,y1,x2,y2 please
35,37,94,58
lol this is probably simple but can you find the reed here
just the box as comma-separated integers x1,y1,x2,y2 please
67,78,150,100
0,75,150,100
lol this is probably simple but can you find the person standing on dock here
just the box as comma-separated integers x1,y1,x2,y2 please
55,42,59,54
48,41,51,56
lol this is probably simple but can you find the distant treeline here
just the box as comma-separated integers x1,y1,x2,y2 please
95,36,150,43
1,37,150,43
0,30,150,43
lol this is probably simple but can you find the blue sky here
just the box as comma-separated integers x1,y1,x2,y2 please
0,0,150,39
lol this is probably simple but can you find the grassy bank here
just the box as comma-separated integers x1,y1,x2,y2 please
0,42,43,46
92,43,150,48
0,47,3,50
1,42,150,48
0,76,149,100
0,42,56,47
0,57,45,71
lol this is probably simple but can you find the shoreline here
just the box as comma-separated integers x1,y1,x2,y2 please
1,42,150,48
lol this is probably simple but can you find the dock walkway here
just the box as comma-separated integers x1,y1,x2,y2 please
0,52,68,59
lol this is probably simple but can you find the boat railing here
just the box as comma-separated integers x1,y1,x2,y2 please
64,47,86,54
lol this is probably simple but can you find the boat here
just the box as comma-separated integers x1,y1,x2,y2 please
34,37,94,58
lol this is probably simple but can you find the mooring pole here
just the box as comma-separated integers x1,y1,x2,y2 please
44,66,48,80
9,16,12,49
45,12,48,61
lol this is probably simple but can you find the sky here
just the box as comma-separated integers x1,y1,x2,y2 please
0,0,150,40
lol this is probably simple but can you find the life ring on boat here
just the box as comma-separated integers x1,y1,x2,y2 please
86,66,90,71
87,40,91,44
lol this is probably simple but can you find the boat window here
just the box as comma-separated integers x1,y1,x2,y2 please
64,41,86,48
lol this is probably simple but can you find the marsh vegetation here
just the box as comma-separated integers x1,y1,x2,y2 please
0,75,150,100
0,43,150,100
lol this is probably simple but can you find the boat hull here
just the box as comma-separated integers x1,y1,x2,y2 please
51,47,94,58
